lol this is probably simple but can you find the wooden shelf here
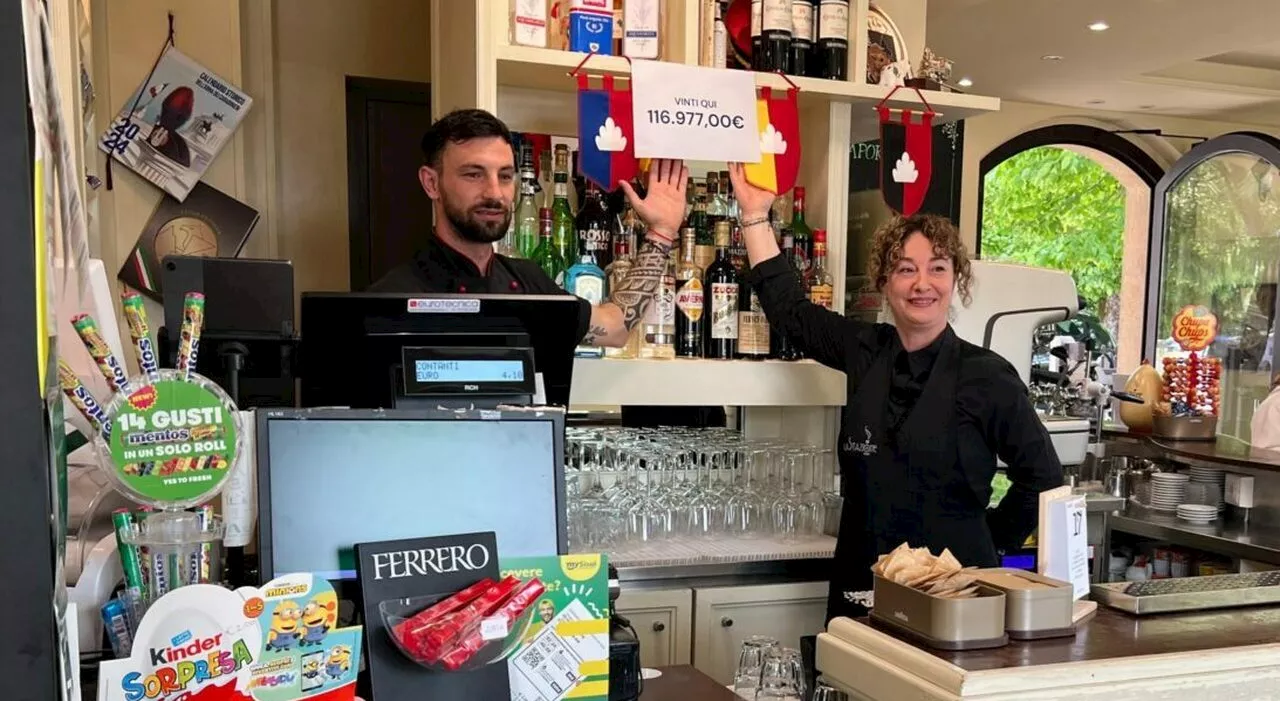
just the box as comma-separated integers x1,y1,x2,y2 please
569,357,847,407
495,45,998,126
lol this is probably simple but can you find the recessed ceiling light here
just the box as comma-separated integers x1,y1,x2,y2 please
1139,104,1155,110
957,77,973,88
1042,55,1064,61
1087,99,1105,105
1088,21,1110,31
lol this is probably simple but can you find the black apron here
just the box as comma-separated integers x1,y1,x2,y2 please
826,329,1000,622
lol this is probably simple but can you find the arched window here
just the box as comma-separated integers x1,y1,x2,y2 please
1146,133,1280,441
977,125,1163,382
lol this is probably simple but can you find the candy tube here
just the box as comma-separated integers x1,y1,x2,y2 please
394,578,497,645
56,360,111,440
136,508,154,598
415,576,521,664
439,578,546,671
193,503,214,583
71,314,132,396
102,598,134,657
120,290,160,383
111,509,146,598
176,292,206,381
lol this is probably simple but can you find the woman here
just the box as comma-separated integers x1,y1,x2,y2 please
1250,372,1280,450
727,165,1064,622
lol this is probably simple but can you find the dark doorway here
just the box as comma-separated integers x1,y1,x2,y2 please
346,77,432,291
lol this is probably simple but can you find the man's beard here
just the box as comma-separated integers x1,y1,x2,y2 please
442,195,511,244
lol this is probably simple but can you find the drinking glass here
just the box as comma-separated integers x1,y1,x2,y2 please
758,647,805,700
732,635,779,699
812,677,849,701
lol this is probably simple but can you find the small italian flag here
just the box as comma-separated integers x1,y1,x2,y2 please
743,87,802,195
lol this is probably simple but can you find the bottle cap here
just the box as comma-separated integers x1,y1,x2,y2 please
794,186,805,198
814,229,827,243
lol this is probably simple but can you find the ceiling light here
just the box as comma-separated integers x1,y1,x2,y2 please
1088,21,1110,31
957,77,973,88
1087,99,1105,105
1139,104,1155,110
1042,55,1064,61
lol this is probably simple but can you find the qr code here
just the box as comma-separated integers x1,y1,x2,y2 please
521,645,545,669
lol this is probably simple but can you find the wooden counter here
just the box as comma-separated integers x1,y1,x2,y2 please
816,605,1280,699
640,665,739,700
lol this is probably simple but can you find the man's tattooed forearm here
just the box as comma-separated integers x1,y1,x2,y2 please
609,238,671,332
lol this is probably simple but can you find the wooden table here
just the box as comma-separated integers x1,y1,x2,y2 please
641,666,739,700
817,605,1280,700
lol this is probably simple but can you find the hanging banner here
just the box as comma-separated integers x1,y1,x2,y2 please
743,86,802,195
629,59,759,163
576,74,638,190
879,107,934,216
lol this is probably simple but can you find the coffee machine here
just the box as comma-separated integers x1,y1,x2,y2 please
948,260,1090,467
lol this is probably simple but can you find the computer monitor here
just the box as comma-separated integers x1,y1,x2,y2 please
255,408,568,582
299,293,582,408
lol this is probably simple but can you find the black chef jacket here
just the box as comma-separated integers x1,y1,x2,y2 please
745,254,1063,622
368,235,593,345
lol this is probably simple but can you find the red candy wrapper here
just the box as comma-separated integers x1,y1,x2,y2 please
393,578,495,646
414,576,521,664
439,578,546,671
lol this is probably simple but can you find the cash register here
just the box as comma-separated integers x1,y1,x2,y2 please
299,293,582,408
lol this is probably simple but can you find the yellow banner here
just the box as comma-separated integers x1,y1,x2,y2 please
555,619,609,638
566,680,609,698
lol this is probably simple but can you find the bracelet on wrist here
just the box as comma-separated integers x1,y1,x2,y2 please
645,229,675,247
740,216,771,230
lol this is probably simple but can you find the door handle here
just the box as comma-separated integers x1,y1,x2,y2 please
720,617,734,628
652,621,666,632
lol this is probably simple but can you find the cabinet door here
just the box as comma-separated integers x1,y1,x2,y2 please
615,588,693,668
693,582,828,685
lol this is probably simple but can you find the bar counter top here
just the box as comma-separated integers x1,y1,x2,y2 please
817,604,1280,700
1106,425,1280,471
640,666,738,700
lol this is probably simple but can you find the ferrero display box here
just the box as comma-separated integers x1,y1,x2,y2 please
816,606,1280,700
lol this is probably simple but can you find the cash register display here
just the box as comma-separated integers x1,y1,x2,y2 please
262,415,562,580
414,359,525,383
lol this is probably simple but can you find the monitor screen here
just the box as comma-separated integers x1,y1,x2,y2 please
259,411,565,581
414,359,525,383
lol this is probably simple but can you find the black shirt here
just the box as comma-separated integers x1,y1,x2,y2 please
367,236,593,345
745,253,1062,551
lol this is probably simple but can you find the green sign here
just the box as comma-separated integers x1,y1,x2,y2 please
107,376,238,506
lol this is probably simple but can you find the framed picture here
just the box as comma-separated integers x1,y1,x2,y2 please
866,5,909,85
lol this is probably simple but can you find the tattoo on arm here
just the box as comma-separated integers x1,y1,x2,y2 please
581,324,608,346
609,238,671,332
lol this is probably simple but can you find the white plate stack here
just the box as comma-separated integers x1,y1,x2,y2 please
1150,472,1190,512
1188,466,1227,512
1176,503,1218,524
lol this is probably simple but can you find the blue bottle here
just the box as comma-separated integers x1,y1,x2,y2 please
566,253,607,358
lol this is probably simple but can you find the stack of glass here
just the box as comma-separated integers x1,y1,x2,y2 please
564,427,835,550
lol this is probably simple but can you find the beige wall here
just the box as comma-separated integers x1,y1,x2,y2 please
960,100,1280,251
274,0,432,296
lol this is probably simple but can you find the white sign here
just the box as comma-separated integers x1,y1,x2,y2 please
1039,489,1090,599
630,60,760,163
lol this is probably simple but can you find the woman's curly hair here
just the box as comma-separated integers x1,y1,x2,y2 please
866,214,973,306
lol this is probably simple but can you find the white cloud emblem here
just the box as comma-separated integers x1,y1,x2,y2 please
595,117,627,152
759,123,788,155
892,152,919,184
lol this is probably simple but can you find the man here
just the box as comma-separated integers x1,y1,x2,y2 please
369,109,686,348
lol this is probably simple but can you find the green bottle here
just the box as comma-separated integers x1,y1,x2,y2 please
551,145,575,266
513,143,539,259
532,207,564,287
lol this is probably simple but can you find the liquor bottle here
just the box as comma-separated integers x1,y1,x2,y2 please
691,181,715,271
604,234,639,359
772,224,802,360
705,221,740,360
513,143,540,258
790,186,813,280
760,0,792,74
576,183,613,270
532,207,565,286
566,250,607,358
750,0,763,70
720,169,738,224
551,145,575,278
713,0,728,68
512,0,549,47
737,284,771,360
790,0,815,77
817,0,849,80
537,149,554,209
569,149,583,214
808,228,834,309
674,229,705,358
639,253,677,360
623,0,660,59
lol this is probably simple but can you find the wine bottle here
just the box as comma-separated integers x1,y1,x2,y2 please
712,0,728,69
761,0,792,74
575,183,613,270
674,229,705,358
808,228,834,309
790,0,815,78
737,285,771,360
551,145,575,282
817,0,849,80
751,0,763,70
790,186,813,281
705,221,740,360
772,225,802,360
531,207,565,286
513,143,540,258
